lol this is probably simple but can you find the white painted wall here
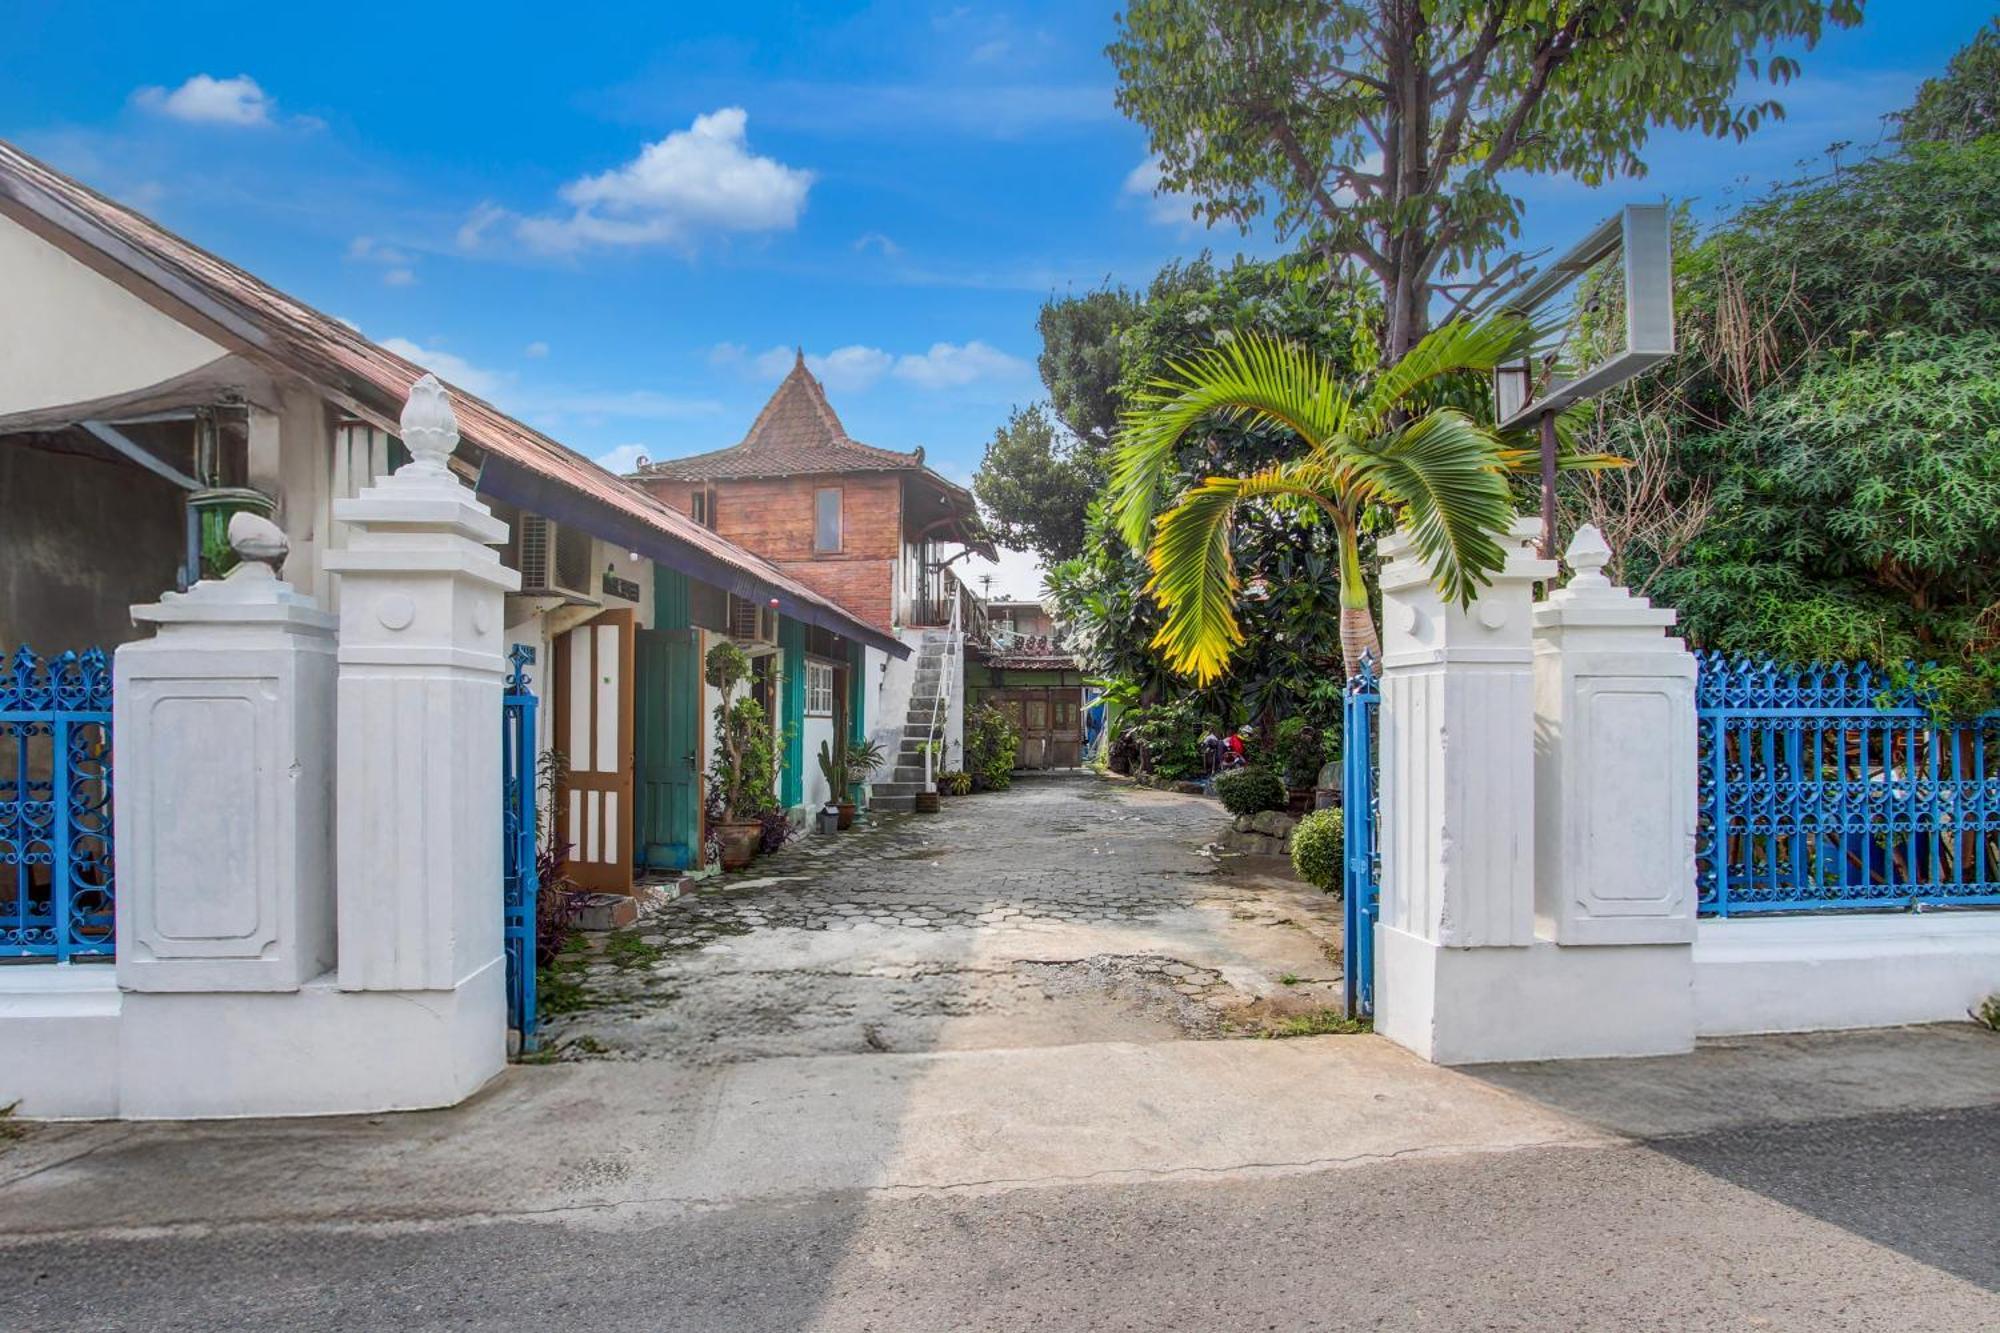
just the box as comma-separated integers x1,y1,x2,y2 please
1695,914,2000,1036
0,211,227,418
802,714,838,809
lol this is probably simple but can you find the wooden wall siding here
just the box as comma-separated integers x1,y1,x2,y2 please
637,472,905,631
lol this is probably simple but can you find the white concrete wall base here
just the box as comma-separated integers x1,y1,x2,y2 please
0,968,122,1118
1695,913,2000,1036
0,947,504,1122
1376,924,1695,1065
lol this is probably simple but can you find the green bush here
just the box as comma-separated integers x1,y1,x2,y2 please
1215,765,1287,816
1127,698,1207,779
966,704,1020,790
1290,808,1345,893
936,768,973,796
1275,717,1333,789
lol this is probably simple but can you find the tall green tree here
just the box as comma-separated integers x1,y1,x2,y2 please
1897,17,1999,145
1109,0,1862,361
973,405,1099,563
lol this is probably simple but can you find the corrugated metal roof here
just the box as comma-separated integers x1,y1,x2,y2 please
0,137,905,657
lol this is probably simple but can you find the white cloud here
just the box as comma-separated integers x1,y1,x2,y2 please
811,345,894,392
349,236,418,286
891,341,1030,390
456,201,508,251
1122,157,1200,227
853,231,901,257
378,337,505,399
133,74,276,128
524,341,550,359
381,267,416,287
592,444,651,475
517,108,813,254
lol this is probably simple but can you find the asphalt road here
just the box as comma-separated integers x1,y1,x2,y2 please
5,1104,1994,1332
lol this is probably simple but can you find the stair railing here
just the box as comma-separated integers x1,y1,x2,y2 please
923,589,961,791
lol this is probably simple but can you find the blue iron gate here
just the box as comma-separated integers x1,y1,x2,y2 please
1,646,115,962
1697,655,2000,916
1342,655,1381,1018
502,645,541,1047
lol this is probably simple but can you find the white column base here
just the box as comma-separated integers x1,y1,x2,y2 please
0,958,504,1120
1377,925,1695,1064
0,968,122,1118
1695,913,2000,1037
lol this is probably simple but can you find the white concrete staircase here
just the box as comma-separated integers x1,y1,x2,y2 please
869,633,952,813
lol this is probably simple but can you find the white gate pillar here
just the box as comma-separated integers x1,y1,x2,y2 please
1373,516,1551,1062
325,377,519,1017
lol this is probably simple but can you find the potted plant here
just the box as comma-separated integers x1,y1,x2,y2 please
705,641,770,870
843,737,885,826
815,738,849,832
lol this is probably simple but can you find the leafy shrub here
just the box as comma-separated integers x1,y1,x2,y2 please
967,704,1020,790
1973,992,2000,1032
1127,698,1207,779
1215,765,1286,816
1275,716,1332,789
936,768,973,796
756,806,791,853
1290,808,1345,893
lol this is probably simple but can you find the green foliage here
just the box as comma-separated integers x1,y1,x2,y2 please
1108,0,1857,355
846,737,886,792
966,705,1021,790
815,738,846,801
709,696,777,819
704,640,750,694
973,404,1100,564
1275,716,1333,789
1259,1008,1370,1038
1897,18,1999,145
935,769,974,796
1973,992,2000,1032
1289,808,1345,893
1580,68,2000,718
1126,697,1208,780
1215,765,1287,816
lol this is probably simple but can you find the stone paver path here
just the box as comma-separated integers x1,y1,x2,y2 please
539,774,1348,1063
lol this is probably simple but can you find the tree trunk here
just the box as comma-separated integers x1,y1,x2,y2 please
1339,605,1382,683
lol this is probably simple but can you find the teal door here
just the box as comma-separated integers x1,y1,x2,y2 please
634,626,701,870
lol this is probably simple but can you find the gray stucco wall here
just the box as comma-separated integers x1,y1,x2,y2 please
0,436,187,654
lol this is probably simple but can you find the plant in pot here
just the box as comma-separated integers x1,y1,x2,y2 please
842,737,885,827
705,641,774,870
816,738,850,832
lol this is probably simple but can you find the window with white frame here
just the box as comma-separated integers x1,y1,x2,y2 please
805,661,836,717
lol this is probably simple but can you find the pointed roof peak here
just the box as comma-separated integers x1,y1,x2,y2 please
739,350,849,453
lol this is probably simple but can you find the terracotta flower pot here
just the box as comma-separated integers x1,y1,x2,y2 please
717,820,762,870
836,802,856,830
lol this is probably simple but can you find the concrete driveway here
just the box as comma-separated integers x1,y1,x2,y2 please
540,774,1350,1062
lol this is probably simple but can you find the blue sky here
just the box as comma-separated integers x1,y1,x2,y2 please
3,1,1991,594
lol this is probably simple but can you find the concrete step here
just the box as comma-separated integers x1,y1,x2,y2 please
870,794,916,813
871,780,926,798
891,766,926,783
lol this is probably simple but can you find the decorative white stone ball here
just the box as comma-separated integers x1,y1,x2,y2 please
228,511,290,570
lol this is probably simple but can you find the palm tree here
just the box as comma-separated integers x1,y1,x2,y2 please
1110,317,1610,683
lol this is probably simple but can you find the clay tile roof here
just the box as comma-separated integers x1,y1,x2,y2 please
642,353,925,481
0,136,906,657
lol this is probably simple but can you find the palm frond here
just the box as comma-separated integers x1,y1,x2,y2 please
1495,405,1630,474
1144,462,1340,684
1109,332,1351,550
1345,409,1516,606
1354,314,1535,429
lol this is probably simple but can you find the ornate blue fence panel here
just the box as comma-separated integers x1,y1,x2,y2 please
1696,655,2000,917
1,647,115,963
1342,656,1381,1018
502,645,541,1047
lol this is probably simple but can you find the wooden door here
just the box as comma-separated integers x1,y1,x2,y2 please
554,610,635,894
634,626,700,871
1049,693,1083,768
1020,694,1051,769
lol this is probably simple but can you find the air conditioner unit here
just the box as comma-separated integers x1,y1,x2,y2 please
727,593,779,649
514,513,594,599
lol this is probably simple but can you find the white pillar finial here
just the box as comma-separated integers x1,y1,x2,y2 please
1564,524,1614,588
398,373,459,476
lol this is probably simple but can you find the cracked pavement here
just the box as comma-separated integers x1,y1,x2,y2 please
540,774,1348,1061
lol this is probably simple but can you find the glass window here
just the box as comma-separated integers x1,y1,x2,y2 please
806,662,836,717
814,487,842,553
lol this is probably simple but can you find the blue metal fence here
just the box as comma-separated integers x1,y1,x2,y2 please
502,645,541,1047
1,646,115,963
1697,655,2000,917
1342,655,1381,1018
